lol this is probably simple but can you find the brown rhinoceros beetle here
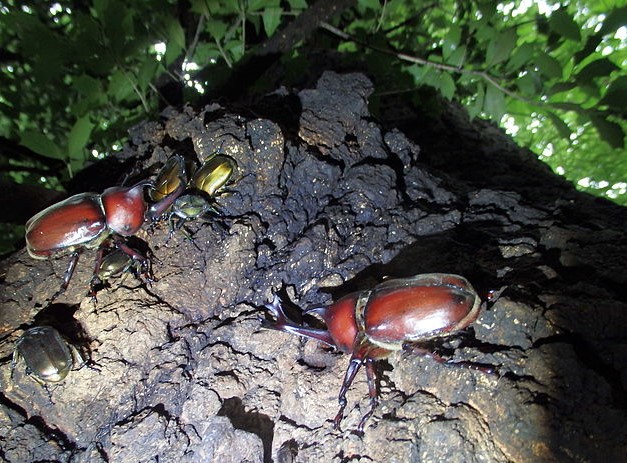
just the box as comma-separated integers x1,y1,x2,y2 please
263,273,497,431
146,152,236,235
25,179,172,301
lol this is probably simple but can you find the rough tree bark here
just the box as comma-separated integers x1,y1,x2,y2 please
1,72,625,462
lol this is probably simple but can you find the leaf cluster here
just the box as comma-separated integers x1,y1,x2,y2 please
0,0,625,255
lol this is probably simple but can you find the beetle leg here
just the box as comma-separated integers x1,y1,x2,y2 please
50,250,81,302
334,355,364,430
10,351,21,380
88,246,109,300
263,295,336,347
403,343,496,375
357,357,379,432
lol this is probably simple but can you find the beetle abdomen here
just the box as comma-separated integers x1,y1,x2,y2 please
364,283,480,345
25,193,106,258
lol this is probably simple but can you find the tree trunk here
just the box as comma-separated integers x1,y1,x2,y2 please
1,72,625,463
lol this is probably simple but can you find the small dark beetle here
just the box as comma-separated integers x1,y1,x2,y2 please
25,181,159,301
12,326,83,384
147,153,236,234
88,247,154,298
263,273,493,431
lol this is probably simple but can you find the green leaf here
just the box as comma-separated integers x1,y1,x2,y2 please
164,41,183,66
467,82,485,120
486,28,517,66
189,0,210,16
590,115,625,149
600,76,627,111
547,82,577,96
20,131,63,160
442,25,461,61
535,52,562,79
574,33,603,64
548,8,581,41
445,45,467,67
167,18,186,49
262,7,282,36
68,115,95,158
205,18,228,40
137,58,160,92
506,43,534,72
599,6,627,36
576,58,620,84
108,70,134,101
546,112,571,140
287,0,308,9
73,74,101,97
358,0,380,11
483,83,505,121
517,72,537,96
249,0,279,12
437,72,456,100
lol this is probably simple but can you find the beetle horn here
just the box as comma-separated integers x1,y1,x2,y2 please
262,295,337,347
303,306,328,317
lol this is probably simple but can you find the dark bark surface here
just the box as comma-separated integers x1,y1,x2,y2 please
1,72,626,463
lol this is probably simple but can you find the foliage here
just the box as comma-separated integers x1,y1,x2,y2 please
0,0,625,251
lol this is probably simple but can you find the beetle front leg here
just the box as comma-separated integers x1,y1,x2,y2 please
357,357,379,432
334,356,364,430
115,241,154,282
88,246,108,300
50,250,81,302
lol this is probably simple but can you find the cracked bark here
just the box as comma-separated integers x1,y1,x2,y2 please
0,72,625,462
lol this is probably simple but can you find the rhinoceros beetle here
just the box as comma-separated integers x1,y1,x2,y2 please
146,152,236,235
25,180,166,301
12,326,84,384
263,273,498,431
